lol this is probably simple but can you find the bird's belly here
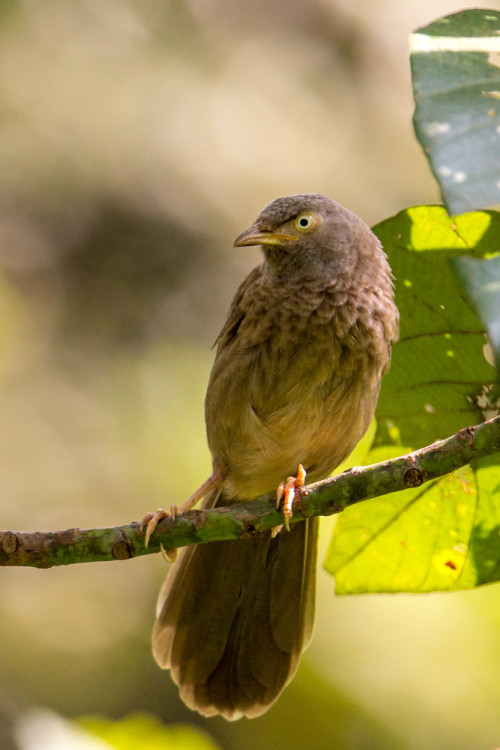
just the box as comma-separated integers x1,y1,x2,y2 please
210,341,381,500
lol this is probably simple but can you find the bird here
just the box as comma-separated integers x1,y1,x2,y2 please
145,193,399,720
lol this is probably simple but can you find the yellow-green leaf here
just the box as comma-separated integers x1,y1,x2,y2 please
324,206,500,594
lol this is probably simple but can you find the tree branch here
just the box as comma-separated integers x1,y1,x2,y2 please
1,415,499,568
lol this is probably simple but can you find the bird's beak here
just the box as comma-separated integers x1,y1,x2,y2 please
233,224,299,248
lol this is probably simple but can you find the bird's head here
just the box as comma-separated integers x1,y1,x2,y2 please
233,193,375,278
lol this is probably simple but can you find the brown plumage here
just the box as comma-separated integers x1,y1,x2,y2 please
152,194,399,719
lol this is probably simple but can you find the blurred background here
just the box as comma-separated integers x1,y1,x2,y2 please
1,0,500,748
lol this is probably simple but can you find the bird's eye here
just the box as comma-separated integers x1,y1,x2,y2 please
295,213,315,231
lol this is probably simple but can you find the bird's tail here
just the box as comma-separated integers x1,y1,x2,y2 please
152,488,317,719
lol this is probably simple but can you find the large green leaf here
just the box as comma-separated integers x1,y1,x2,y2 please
327,457,500,594
374,205,497,449
324,206,500,593
411,9,500,214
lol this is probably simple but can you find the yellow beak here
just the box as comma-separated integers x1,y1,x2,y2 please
233,224,298,248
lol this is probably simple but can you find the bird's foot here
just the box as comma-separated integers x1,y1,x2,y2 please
273,464,306,536
139,471,223,551
140,504,178,551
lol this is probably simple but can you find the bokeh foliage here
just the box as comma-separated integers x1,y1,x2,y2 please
80,714,220,750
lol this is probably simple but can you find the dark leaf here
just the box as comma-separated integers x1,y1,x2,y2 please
411,9,500,213
453,253,500,373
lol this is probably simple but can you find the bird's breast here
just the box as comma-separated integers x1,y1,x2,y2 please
205,277,394,499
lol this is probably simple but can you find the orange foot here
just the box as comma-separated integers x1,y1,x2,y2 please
140,505,179,556
273,464,307,536
139,470,223,551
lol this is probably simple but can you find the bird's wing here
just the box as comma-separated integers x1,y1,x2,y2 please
212,264,264,354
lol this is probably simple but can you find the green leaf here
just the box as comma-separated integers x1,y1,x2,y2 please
324,206,500,594
79,714,220,750
410,9,500,213
373,205,497,450
453,253,500,373
326,457,500,594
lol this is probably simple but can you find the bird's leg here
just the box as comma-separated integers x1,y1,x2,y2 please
273,464,306,536
140,470,223,549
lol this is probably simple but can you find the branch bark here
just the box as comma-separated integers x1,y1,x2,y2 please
1,415,499,568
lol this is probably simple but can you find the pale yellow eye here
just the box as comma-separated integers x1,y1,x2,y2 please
295,213,315,231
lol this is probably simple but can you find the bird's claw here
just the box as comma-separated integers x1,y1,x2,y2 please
140,504,178,550
160,543,178,563
274,464,306,535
